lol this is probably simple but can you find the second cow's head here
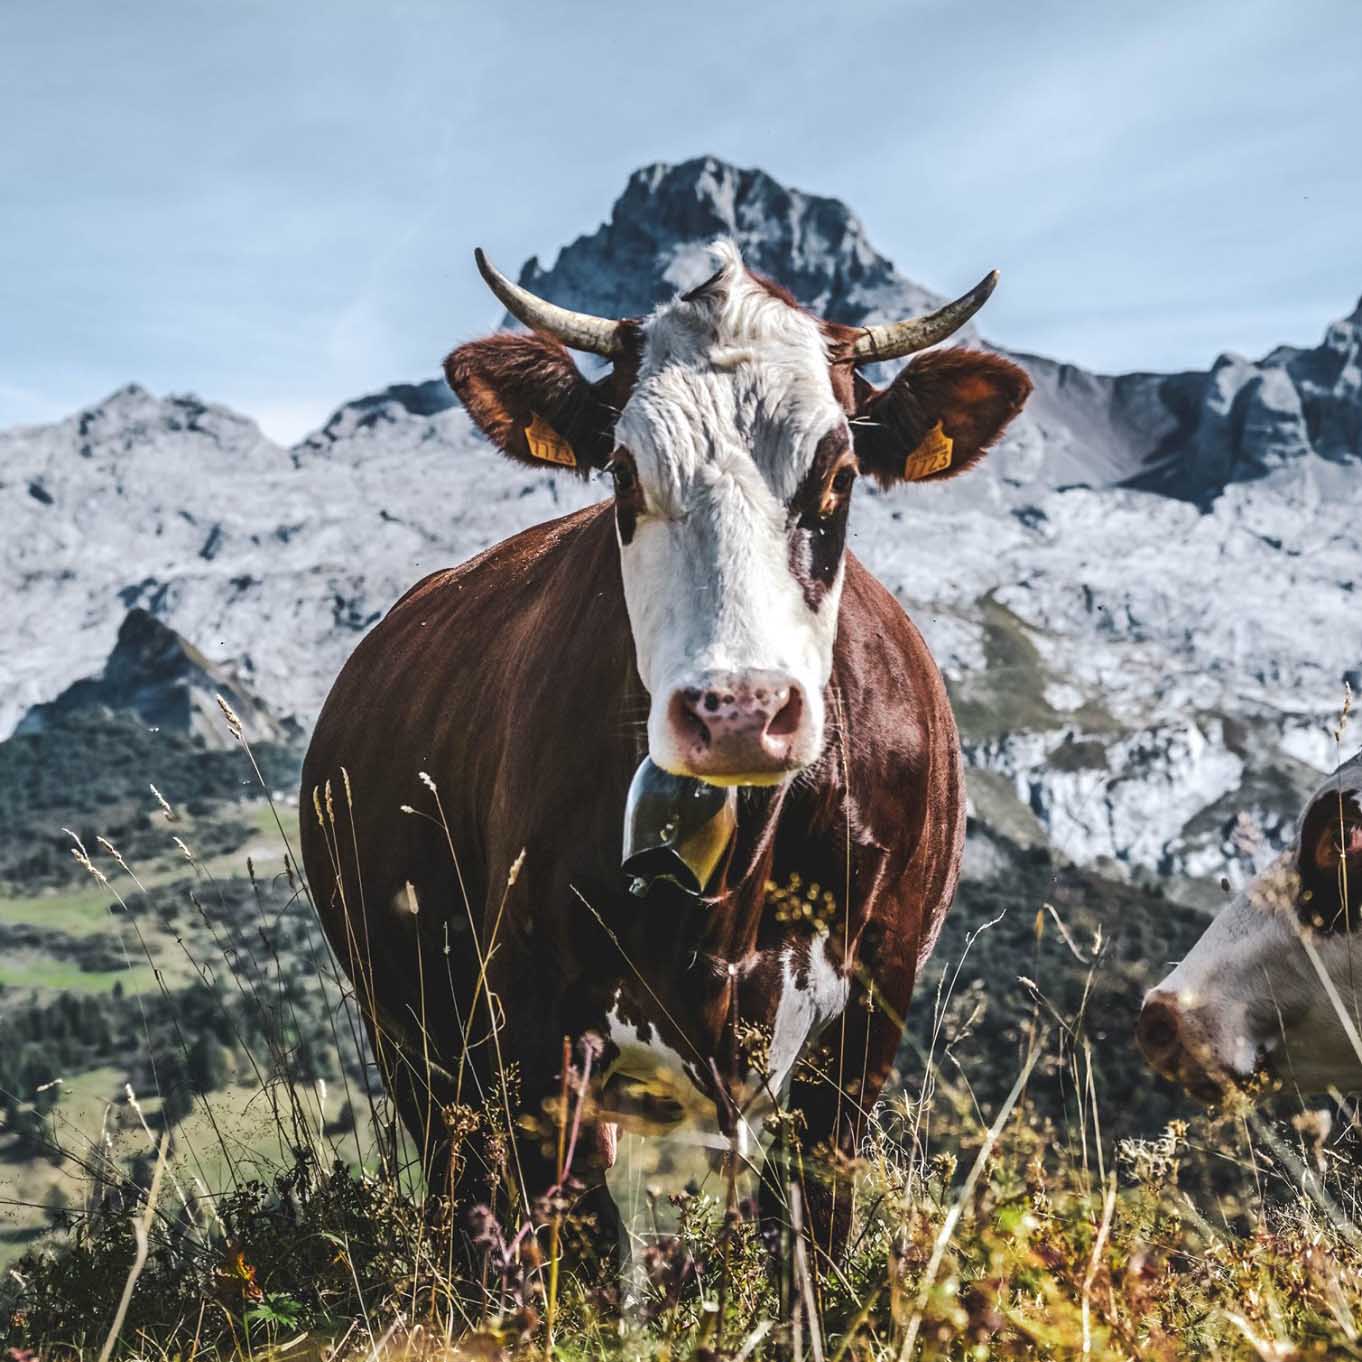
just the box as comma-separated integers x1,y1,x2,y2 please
446,241,1031,786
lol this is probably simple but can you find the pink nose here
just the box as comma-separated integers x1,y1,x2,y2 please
668,671,806,780
1136,990,1227,1105
1135,993,1183,1072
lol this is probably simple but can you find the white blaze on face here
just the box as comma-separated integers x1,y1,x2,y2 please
613,242,848,779
1142,753,1362,1095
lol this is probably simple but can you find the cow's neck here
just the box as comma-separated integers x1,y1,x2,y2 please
557,500,858,966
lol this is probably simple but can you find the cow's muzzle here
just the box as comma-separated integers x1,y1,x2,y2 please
1136,989,1260,1105
664,669,812,785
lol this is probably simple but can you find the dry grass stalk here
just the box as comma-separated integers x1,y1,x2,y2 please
96,1132,168,1362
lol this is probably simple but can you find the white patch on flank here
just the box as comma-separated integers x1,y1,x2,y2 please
728,936,851,1155
602,999,698,1106
613,240,848,775
602,991,725,1293
766,936,851,1098
603,945,851,1293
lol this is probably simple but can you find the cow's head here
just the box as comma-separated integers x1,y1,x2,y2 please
1137,750,1362,1101
445,241,1029,785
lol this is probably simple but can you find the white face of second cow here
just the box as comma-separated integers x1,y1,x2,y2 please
1138,751,1362,1100
612,243,849,783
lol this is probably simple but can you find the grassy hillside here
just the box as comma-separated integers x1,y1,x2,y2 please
3,716,1360,1359
0,712,367,1271
0,710,298,893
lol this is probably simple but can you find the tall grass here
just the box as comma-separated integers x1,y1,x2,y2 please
5,704,1362,1360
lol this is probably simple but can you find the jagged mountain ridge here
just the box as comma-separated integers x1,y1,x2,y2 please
338,156,1361,504
308,156,957,449
16,608,287,749
1124,299,1362,502
514,157,953,330
2,156,1358,891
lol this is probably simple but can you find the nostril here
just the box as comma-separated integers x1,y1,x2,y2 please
669,691,711,749
766,686,803,739
1143,1015,1176,1052
1137,1000,1180,1059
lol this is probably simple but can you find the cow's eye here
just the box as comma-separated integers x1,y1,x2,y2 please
817,465,856,518
610,460,636,494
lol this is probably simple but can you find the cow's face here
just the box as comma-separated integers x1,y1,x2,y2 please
609,251,855,781
1138,753,1362,1101
446,241,1030,784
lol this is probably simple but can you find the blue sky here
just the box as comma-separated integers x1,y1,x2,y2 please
3,0,1358,443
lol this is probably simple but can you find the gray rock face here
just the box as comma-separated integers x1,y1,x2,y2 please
0,158,1357,897
1123,300,1362,503
17,607,287,749
507,156,1361,511
302,379,457,452
513,155,954,331
0,379,600,746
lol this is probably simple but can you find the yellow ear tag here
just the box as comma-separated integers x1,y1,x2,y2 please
524,413,577,468
903,421,954,481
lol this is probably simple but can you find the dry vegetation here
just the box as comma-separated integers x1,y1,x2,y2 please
4,715,1362,1361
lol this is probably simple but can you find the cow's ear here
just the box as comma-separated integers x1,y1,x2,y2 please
1299,786,1362,920
850,349,1031,488
443,333,619,475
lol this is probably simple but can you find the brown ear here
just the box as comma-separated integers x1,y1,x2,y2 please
1298,787,1362,928
443,332,621,475
851,349,1031,488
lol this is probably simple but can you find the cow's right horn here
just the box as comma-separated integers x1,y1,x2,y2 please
848,270,1000,364
475,248,625,358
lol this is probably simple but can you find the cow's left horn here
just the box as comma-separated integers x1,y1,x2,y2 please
474,248,625,358
848,270,999,364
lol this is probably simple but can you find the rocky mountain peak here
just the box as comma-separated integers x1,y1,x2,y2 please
512,154,953,331
1124,296,1362,503
101,607,219,686
78,386,268,455
491,157,1362,507
301,378,457,452
16,608,288,749
1,157,1357,891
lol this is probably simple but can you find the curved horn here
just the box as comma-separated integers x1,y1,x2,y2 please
849,270,999,364
474,248,624,358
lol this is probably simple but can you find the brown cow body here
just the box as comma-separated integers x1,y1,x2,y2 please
300,239,1029,1256
302,500,961,1243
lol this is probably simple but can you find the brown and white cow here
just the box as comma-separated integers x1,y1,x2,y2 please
1138,749,1362,1102
300,241,1030,1258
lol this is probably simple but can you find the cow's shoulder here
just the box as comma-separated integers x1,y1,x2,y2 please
334,500,614,692
826,552,963,895
305,499,620,800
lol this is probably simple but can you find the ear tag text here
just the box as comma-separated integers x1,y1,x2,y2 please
524,413,577,468
903,421,953,481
